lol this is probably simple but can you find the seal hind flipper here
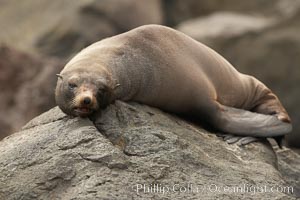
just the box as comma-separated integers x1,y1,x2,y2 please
218,134,260,145
213,105,292,138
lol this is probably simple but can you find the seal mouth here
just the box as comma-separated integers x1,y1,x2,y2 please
73,107,94,117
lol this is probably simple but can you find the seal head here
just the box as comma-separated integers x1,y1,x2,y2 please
55,71,114,117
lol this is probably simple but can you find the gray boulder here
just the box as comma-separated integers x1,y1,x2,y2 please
0,45,64,140
177,12,276,46
0,0,163,59
0,101,298,199
162,0,283,26
36,0,163,58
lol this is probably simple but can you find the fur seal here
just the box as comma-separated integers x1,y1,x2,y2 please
55,25,292,144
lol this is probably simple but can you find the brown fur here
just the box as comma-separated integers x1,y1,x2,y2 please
55,25,292,138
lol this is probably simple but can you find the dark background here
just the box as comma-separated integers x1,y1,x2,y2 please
0,0,299,147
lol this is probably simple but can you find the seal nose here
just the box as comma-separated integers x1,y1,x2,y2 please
83,97,91,105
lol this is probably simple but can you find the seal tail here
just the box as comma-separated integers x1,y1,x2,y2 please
215,105,292,138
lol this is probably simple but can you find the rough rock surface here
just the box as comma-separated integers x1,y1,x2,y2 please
177,8,300,148
276,148,300,198
0,45,64,139
0,101,298,199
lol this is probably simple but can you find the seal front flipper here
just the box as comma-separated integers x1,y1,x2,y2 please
217,133,260,145
212,105,292,138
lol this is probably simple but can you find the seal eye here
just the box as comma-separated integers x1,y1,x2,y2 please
68,83,77,90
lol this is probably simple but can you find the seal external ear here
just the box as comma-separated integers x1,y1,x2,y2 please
56,74,63,80
113,83,121,90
